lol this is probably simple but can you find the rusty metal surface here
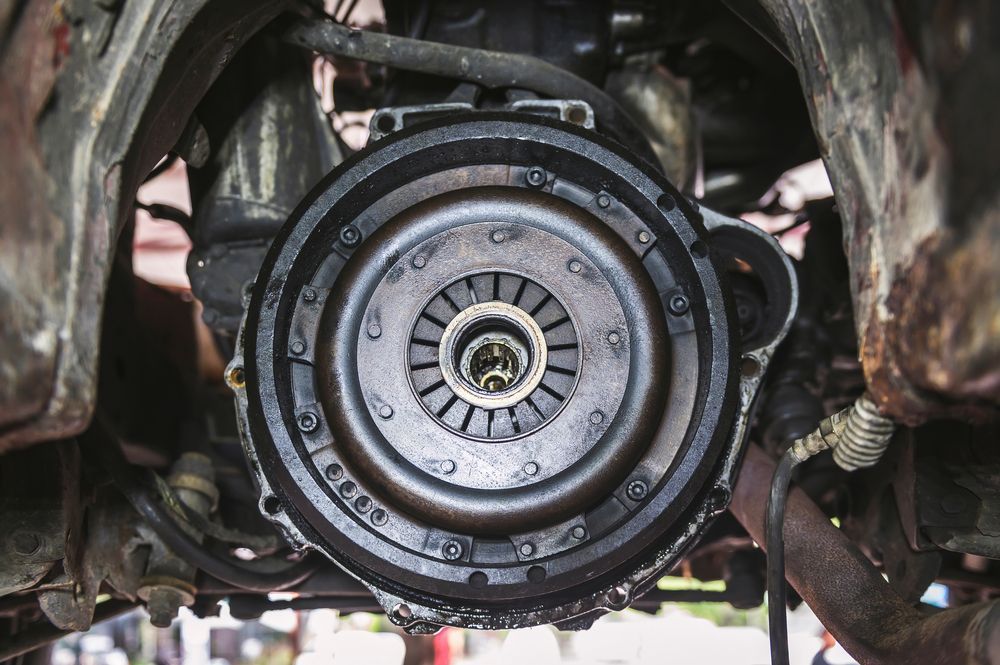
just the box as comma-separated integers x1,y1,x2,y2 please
758,0,1000,423
732,444,1000,665
0,0,286,453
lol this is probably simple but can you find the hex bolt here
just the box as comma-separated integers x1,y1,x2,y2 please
442,540,464,561
146,588,184,629
668,294,690,316
339,224,362,247
379,404,394,419
519,543,535,557
325,463,343,481
607,331,621,345
626,480,648,501
525,166,547,187
572,526,587,540
638,231,651,244
371,509,388,526
12,532,40,556
367,323,382,339
596,194,611,208
290,340,306,355
303,287,317,302
568,260,582,273
297,411,319,433
524,461,539,476
491,230,506,243
590,411,605,425
441,459,456,474
412,255,426,269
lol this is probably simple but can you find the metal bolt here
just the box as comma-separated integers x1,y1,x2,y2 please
297,412,318,433
12,532,40,556
303,288,317,302
339,224,361,247
443,540,463,560
412,255,426,269
524,461,539,476
668,294,690,316
526,166,546,187
355,495,373,513
626,480,648,501
367,323,382,339
596,194,611,208
371,509,388,526
290,340,305,355
441,459,456,474
590,411,604,425
392,603,412,620
519,543,535,557
491,230,506,243
340,481,358,499
146,588,184,628
607,331,621,345
608,586,628,605
325,463,343,481
568,260,582,273
379,404,394,419
638,231,651,244
572,526,587,540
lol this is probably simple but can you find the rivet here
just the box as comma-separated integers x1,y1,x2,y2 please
367,323,382,339
441,459,456,474
491,230,506,243
590,411,605,425
297,412,318,433
378,404,394,419
303,288,317,302
325,463,343,481
340,481,358,499
355,495,372,513
668,294,689,316
290,340,306,355
638,231,651,244
371,509,388,526
519,543,535,557
607,331,621,345
568,260,582,273
597,194,611,208
442,540,463,560
412,255,426,269
626,480,648,501
572,526,587,540
524,461,539,476
526,166,546,187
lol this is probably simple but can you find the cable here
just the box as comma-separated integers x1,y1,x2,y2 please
765,449,799,665
83,419,322,593
281,17,660,168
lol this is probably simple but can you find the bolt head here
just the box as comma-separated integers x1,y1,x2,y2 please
572,526,587,540
526,166,546,187
303,287,317,302
519,543,535,557
638,231,651,244
491,230,506,243
339,224,361,247
443,540,463,560
607,331,621,345
290,340,305,355
524,461,539,476
668,294,690,316
626,480,648,501
367,323,382,339
441,459,456,474
590,411,604,425
568,260,582,273
378,404,394,419
297,412,319,433
412,255,426,269
597,194,611,208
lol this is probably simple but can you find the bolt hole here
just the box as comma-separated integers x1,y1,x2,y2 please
690,240,709,258
469,571,489,588
567,106,587,125
527,566,547,583
263,496,281,515
741,355,761,377
658,193,676,211
227,367,245,389
376,114,396,133
392,603,412,619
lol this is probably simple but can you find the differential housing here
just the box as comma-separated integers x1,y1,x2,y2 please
231,111,796,631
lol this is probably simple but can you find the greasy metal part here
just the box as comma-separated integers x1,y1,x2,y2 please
137,453,217,628
281,18,660,167
0,599,137,663
733,445,1000,665
232,112,797,630
0,0,287,451
758,0,1000,422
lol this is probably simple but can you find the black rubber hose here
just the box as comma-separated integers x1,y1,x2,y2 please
83,420,321,593
766,450,800,665
281,18,661,168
